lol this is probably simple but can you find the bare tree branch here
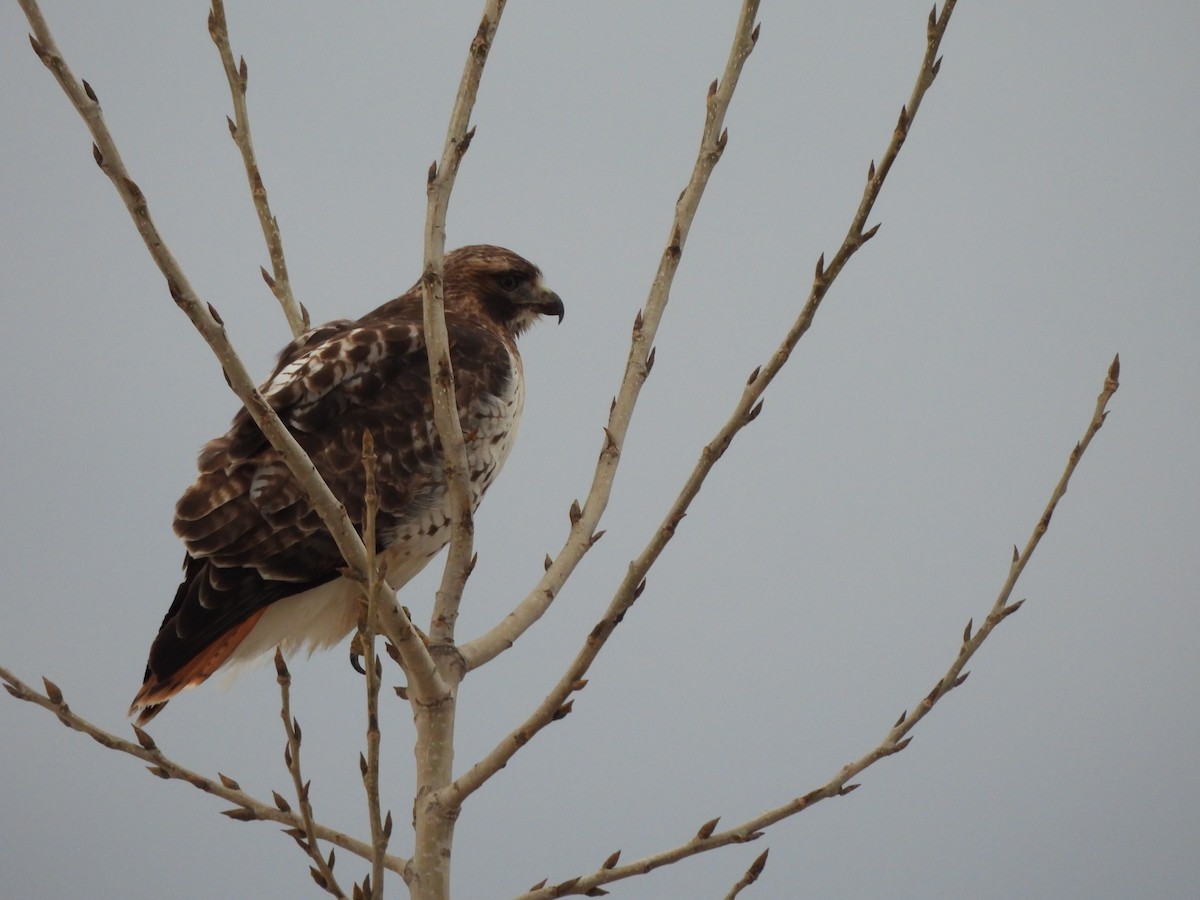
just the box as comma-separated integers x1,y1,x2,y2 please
410,5,509,896
422,0,509,647
16,0,443,695
442,0,765,820
460,0,762,672
207,0,307,337
0,665,409,876
617,0,961,613
358,432,390,899
723,849,770,900
5,3,1122,899
19,0,356,569
276,650,349,899
509,351,1119,898
455,0,954,812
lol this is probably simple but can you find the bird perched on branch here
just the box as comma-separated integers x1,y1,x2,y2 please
130,245,563,723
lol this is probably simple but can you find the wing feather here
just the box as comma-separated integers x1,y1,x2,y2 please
133,304,516,720
132,244,556,723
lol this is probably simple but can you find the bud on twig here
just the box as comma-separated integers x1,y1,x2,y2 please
132,724,157,751
696,816,720,840
1001,598,1025,619
42,677,63,705
552,700,573,721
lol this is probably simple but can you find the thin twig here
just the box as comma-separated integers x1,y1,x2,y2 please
723,849,769,900
409,4,509,899
207,0,307,337
359,431,389,899
422,0,509,646
600,0,961,661
446,0,763,811
510,352,1119,898
17,0,363,576
0,665,409,876
375,588,446,704
454,0,951,813
277,651,348,899
460,0,762,672
16,0,442,689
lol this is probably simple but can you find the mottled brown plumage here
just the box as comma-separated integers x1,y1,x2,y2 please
130,246,563,723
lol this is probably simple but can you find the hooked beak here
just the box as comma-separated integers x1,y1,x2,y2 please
539,288,565,324
525,280,564,324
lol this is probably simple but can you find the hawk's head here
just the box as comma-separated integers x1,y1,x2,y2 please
445,245,564,337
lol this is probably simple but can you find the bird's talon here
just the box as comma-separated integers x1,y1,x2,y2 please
349,633,367,675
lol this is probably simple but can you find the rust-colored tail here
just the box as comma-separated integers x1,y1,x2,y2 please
128,608,266,725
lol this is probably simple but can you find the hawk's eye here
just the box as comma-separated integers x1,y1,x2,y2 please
497,273,522,293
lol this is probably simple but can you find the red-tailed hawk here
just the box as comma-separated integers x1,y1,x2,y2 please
130,245,563,723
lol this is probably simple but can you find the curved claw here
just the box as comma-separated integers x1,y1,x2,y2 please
349,634,367,675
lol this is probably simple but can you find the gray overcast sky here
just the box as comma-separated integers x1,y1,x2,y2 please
2,2,1198,898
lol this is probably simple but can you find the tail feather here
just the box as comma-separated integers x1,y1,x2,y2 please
128,608,266,725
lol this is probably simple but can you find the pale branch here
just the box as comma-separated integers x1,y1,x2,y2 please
276,651,348,899
510,354,1120,899
18,0,356,567
358,433,448,706
358,432,390,899
723,849,770,900
447,0,762,815
422,0,509,647
374,586,447,705
208,0,307,337
0,665,409,875
459,0,762,674
629,0,961,588
882,353,1122,743
410,5,510,897
463,0,956,799
17,0,443,692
